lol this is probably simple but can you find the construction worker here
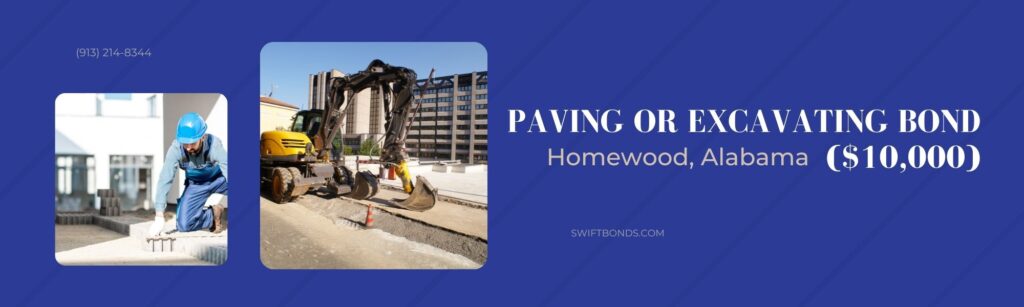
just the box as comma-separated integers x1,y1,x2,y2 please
148,112,228,236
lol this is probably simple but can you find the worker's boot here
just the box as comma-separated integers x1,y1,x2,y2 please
211,204,227,233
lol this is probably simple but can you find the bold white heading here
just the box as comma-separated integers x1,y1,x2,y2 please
508,109,980,134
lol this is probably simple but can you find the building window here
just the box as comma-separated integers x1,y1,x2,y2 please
475,94,487,100
475,124,488,130
458,95,471,101
55,155,95,211
147,95,158,117
475,114,487,120
476,84,487,90
475,104,488,109
458,85,471,92
344,137,361,147
109,155,153,211
104,93,132,100
345,97,357,134
458,105,471,111
369,88,382,133
429,87,453,94
56,155,95,195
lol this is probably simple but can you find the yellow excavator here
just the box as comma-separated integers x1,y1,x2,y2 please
260,59,438,211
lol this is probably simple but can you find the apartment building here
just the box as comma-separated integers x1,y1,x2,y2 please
409,71,488,163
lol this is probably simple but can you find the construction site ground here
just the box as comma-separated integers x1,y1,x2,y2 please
361,188,486,239
55,224,214,266
55,208,226,266
260,187,487,269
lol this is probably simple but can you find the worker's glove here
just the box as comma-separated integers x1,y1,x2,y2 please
204,194,225,208
148,214,166,237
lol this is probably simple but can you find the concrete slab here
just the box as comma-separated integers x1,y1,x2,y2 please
56,221,224,266
131,221,228,265
451,164,486,173
55,235,214,266
55,206,225,265
347,162,488,205
181,237,228,265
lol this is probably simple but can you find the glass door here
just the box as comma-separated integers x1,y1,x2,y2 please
109,155,153,211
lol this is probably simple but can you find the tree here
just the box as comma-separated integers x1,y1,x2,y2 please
331,134,345,157
358,138,380,156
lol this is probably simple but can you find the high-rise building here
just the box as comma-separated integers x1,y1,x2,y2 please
408,71,488,163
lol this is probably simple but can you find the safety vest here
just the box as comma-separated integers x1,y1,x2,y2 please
178,134,222,183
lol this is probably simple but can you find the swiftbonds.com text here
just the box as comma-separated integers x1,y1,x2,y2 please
570,228,666,238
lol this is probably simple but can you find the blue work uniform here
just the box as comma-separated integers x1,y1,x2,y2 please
154,134,228,232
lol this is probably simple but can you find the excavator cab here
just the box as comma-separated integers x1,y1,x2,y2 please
290,110,322,139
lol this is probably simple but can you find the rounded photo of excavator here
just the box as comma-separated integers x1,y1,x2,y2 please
259,42,488,269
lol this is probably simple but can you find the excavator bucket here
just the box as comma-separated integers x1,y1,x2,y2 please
391,175,438,211
347,171,379,200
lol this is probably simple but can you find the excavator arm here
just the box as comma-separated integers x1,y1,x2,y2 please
319,59,438,211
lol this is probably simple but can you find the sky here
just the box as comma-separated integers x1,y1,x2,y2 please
260,42,488,109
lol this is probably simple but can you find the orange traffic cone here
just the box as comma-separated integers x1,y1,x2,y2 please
365,204,375,228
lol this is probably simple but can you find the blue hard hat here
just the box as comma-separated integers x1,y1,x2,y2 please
176,112,207,144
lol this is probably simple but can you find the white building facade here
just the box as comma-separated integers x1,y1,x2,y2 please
55,93,228,212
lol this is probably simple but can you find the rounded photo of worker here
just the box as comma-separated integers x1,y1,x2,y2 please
55,93,228,266
259,42,487,269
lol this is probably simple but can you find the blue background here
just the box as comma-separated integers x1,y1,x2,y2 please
4,0,1023,305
